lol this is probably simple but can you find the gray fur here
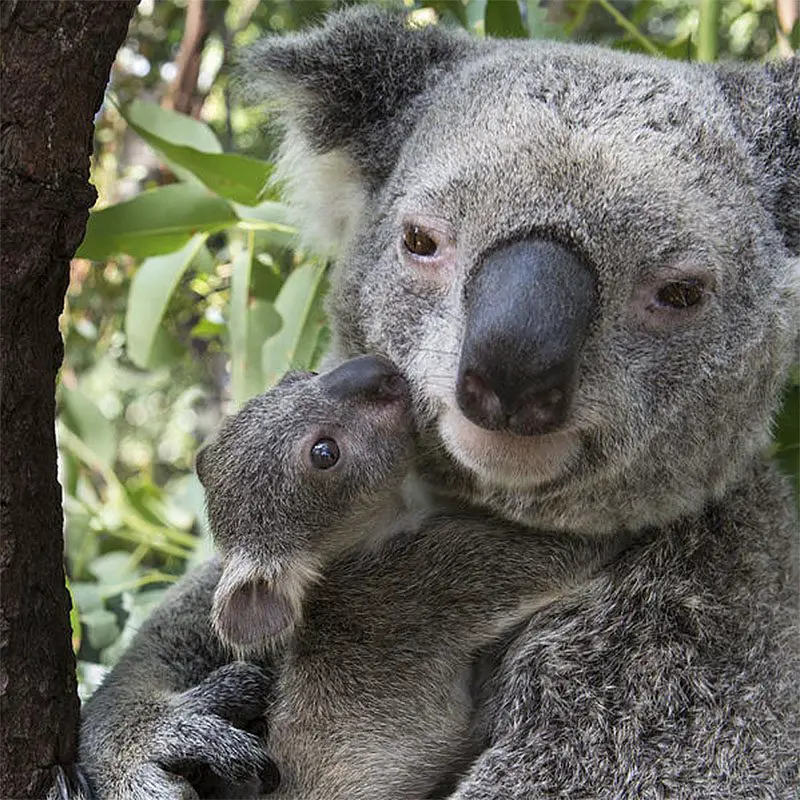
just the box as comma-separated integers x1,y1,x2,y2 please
79,8,799,799
198,363,620,799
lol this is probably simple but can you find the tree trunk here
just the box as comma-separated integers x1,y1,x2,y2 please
0,2,136,797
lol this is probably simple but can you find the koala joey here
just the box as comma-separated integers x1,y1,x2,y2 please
196,356,417,653
79,8,798,799
196,355,623,799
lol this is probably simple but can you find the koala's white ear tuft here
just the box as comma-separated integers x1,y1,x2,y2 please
211,553,323,653
237,6,471,257
213,579,296,650
272,133,368,258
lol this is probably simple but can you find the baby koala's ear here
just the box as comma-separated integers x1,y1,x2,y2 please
211,554,322,653
213,579,296,651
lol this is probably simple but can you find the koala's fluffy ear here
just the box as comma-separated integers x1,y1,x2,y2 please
238,7,471,255
212,578,295,651
713,56,799,254
211,553,323,652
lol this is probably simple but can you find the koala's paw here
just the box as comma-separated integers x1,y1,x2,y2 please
99,663,278,799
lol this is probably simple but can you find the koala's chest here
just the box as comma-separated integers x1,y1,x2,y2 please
262,627,476,800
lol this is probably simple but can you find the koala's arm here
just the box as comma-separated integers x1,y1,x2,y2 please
445,475,799,799
79,558,276,799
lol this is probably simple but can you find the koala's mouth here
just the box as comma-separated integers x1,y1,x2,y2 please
438,406,581,488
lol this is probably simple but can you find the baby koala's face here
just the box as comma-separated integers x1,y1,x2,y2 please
196,355,414,651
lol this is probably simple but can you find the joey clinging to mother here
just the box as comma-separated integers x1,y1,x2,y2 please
244,12,798,533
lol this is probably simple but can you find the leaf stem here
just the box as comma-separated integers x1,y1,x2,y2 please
594,0,661,56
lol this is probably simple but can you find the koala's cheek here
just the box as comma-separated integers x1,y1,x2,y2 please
438,407,581,488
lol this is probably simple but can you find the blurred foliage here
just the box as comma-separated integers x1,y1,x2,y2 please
60,0,798,698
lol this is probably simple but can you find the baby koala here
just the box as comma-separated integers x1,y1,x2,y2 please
197,356,416,651
197,356,622,800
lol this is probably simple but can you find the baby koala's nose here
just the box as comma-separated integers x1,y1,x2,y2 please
320,356,409,405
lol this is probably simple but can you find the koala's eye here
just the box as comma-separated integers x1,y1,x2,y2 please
656,280,705,309
403,226,438,257
309,438,340,470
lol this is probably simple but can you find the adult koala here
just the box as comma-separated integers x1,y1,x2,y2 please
79,7,799,799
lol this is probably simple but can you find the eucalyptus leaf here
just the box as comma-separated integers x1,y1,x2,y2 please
82,608,120,651
121,99,222,153
125,235,210,369
76,184,237,260
230,242,283,405
121,103,272,206
59,387,117,466
261,263,328,387
465,0,488,36
486,0,526,38
526,0,564,39
88,551,136,585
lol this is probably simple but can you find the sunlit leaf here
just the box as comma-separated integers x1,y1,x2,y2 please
125,235,211,369
59,387,117,465
88,551,135,585
261,263,328,387
120,101,272,206
486,0,526,38
76,183,237,260
230,239,283,405
66,577,82,653
121,98,222,153
465,0,487,36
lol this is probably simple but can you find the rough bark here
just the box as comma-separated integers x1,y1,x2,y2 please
0,2,136,797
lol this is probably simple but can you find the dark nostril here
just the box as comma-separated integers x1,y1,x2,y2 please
457,369,505,430
457,366,573,435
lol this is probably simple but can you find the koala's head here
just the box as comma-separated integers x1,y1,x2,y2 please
242,9,799,533
196,355,413,650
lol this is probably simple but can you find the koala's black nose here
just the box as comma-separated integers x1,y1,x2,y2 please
320,355,408,405
456,240,596,436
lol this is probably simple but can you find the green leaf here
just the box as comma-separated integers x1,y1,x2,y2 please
77,183,237,260
70,582,104,614
88,551,135,585
465,0,488,36
230,238,283,405
59,387,117,465
122,99,222,153
119,102,272,206
526,0,564,40
125,235,211,369
81,608,120,651
789,19,800,51
261,263,328,387
486,0,526,38
66,577,82,653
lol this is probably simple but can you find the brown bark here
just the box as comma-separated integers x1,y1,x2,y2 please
0,2,136,797
164,0,210,118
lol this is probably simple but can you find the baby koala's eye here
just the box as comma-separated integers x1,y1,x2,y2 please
309,438,340,470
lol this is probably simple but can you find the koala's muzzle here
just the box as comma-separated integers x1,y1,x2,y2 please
457,240,596,436
320,355,409,407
